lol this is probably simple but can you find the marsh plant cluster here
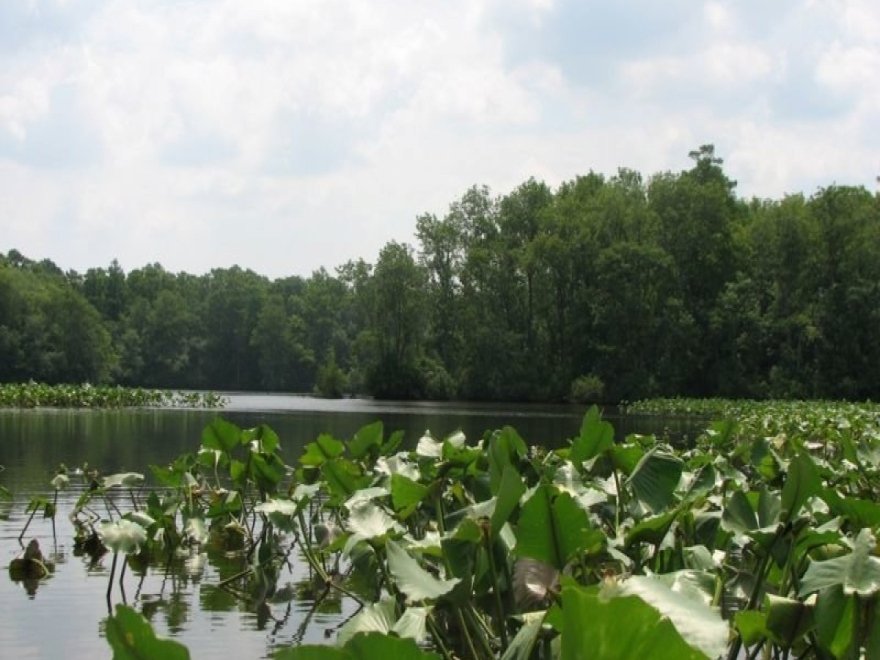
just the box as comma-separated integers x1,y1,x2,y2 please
7,401,880,659
0,382,226,408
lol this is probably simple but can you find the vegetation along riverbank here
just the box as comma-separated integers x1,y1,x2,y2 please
0,382,225,408
6,401,880,658
2,146,879,402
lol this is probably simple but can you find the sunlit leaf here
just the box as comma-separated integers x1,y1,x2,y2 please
561,584,709,660
570,405,614,470
349,421,383,459
98,520,148,555
201,418,241,453
627,448,683,514
800,528,880,597
103,472,145,489
780,452,821,522
385,539,459,602
516,485,602,570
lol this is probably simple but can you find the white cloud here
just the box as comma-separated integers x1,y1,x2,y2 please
0,0,878,277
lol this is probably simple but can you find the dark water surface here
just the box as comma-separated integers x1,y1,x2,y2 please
0,394,702,659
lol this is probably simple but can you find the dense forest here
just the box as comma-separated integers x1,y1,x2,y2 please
2,145,879,402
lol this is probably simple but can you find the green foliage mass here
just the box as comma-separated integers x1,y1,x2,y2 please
3,144,880,400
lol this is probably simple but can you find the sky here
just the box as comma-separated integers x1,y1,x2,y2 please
1,0,878,279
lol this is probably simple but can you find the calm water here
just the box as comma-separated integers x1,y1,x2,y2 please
0,394,701,659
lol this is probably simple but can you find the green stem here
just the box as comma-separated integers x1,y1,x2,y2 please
18,507,38,542
484,533,509,649
455,608,481,660
612,468,623,533
106,551,118,612
465,605,496,659
426,613,454,660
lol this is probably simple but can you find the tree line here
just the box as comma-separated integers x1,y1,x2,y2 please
2,145,878,402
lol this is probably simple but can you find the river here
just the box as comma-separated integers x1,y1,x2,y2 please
0,394,702,659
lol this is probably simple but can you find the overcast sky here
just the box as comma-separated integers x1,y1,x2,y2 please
1,0,878,278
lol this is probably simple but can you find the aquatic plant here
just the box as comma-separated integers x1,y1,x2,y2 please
15,402,880,658
0,381,227,409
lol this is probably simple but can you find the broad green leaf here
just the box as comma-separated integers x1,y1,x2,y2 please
250,452,285,490
764,594,812,647
721,490,758,534
822,491,880,529
390,474,429,515
300,434,345,467
561,584,709,660
349,421,383,459
490,465,525,537
275,647,350,659
627,448,683,514
243,424,280,454
322,458,369,500
570,405,614,469
345,632,441,659
201,418,241,453
489,426,527,492
735,610,767,647
814,586,854,658
780,452,821,522
385,539,459,602
652,570,716,607
610,443,644,475
626,510,677,547
105,605,190,660
619,575,728,658
516,485,599,570
800,528,880,597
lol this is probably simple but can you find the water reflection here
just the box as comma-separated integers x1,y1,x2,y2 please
0,395,708,658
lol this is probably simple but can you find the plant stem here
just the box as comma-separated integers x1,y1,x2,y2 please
106,551,118,612
426,613,454,660
18,507,38,542
456,607,481,660
484,534,509,649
